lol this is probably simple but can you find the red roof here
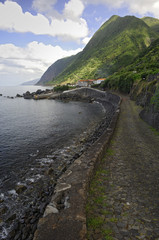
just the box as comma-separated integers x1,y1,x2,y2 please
97,78,106,81
79,79,95,82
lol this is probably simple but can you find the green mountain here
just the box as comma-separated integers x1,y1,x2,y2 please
37,53,80,85
142,17,159,33
102,37,159,93
130,37,159,75
37,15,159,86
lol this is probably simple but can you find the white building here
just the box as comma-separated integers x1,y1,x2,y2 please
93,78,106,84
77,80,94,87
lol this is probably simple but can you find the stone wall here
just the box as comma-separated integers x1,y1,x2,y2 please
33,88,121,240
130,75,159,131
139,107,159,131
56,87,120,106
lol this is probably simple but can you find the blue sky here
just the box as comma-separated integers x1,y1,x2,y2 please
0,0,158,85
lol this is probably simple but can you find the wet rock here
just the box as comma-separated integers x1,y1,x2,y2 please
23,91,34,99
8,228,16,239
47,167,55,175
30,217,37,224
7,96,14,99
35,89,44,95
27,234,34,240
39,203,47,214
14,232,22,240
0,206,8,215
15,184,27,194
22,231,29,240
32,223,37,233
6,213,16,222
16,94,23,98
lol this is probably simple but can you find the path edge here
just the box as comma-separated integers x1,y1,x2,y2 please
33,95,122,240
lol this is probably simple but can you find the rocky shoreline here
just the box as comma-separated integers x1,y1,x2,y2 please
1,116,107,240
33,89,121,240
2,88,120,240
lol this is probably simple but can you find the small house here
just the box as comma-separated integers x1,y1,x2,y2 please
77,79,94,87
93,78,106,84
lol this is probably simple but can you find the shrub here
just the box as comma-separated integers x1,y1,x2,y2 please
118,74,134,93
91,83,101,89
54,85,69,92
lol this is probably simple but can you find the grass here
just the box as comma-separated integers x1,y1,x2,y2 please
109,217,118,223
106,148,115,156
101,210,111,215
102,229,114,240
86,154,115,239
87,217,104,229
149,126,159,136
94,196,106,204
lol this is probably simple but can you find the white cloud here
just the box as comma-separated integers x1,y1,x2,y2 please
82,36,91,45
82,0,159,18
64,0,85,20
50,18,88,40
0,42,82,85
82,0,125,8
32,0,57,12
128,0,159,18
0,1,88,41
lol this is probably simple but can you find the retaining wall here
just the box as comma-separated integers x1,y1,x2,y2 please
33,88,121,240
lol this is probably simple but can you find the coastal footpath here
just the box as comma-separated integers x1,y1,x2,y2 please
87,96,159,239
33,88,121,240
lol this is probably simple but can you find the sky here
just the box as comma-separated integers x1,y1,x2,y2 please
0,0,159,85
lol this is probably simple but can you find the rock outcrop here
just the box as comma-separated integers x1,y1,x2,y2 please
23,89,53,100
131,73,159,131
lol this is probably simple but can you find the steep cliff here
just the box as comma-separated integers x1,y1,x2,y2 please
37,54,80,85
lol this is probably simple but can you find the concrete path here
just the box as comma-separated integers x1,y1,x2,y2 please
87,97,159,240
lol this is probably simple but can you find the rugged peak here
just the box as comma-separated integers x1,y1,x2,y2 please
107,14,119,22
37,15,159,86
142,16,159,33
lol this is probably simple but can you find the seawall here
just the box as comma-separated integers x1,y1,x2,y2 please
33,88,121,240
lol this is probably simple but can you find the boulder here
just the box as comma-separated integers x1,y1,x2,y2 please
15,184,27,194
23,91,34,99
16,94,23,98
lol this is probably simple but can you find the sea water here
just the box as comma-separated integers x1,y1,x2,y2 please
0,86,105,239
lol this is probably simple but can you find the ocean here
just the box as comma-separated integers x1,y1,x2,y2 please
0,86,105,239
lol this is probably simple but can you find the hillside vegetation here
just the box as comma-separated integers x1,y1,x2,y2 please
37,54,80,85
37,15,159,86
142,17,159,33
100,34,159,130
101,38,159,93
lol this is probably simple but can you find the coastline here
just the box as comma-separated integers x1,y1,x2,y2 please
33,88,121,240
1,102,104,240
2,88,120,240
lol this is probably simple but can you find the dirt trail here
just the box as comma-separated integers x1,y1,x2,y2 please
87,97,159,240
